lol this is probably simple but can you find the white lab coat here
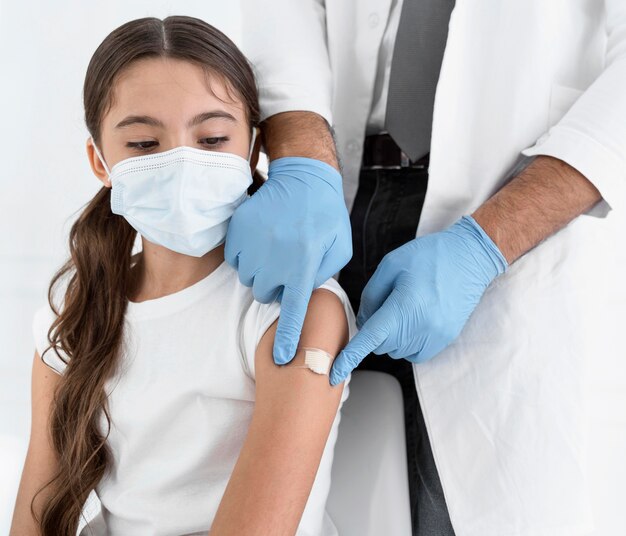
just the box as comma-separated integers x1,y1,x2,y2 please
241,1,626,535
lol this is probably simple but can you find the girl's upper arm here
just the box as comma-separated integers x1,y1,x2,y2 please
10,350,62,534
210,287,350,535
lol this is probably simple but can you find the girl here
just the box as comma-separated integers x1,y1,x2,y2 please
11,16,356,536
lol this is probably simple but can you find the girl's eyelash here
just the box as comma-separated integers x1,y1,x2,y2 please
200,136,229,146
126,141,158,150
125,137,229,151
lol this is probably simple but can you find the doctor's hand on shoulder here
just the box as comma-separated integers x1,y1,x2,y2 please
330,215,509,386
225,112,352,365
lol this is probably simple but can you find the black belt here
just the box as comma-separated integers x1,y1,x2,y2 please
361,132,429,170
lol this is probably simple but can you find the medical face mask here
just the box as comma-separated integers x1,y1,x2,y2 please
91,129,256,257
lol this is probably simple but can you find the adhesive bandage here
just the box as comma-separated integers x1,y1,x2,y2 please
294,347,334,375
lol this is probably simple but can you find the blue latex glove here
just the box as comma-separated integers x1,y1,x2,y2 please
329,215,508,386
225,156,352,365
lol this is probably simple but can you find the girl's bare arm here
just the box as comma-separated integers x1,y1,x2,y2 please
10,351,62,535
210,288,349,535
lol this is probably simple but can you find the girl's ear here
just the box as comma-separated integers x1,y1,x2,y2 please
86,138,112,188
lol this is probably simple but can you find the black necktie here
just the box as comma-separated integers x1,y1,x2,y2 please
385,0,456,161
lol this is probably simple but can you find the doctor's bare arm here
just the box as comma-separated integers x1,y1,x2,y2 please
474,1,626,264
10,351,62,534
262,111,339,170
210,288,349,535
472,155,602,264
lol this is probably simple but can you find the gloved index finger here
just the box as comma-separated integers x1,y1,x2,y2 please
329,304,392,385
272,260,320,365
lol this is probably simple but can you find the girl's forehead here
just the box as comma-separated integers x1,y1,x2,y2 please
107,57,246,120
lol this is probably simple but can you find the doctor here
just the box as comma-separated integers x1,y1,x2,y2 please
227,1,625,535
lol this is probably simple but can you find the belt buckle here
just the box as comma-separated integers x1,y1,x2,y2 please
400,151,411,168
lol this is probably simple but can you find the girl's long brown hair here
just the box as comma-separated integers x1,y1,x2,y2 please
33,16,260,535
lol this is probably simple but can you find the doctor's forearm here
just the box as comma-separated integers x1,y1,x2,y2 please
471,155,602,264
262,111,339,170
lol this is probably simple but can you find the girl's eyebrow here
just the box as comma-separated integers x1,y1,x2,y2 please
114,110,237,129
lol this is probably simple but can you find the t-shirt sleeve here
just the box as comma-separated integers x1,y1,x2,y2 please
239,277,358,380
32,301,69,376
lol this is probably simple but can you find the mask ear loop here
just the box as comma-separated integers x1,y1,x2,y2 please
247,127,258,162
90,137,111,177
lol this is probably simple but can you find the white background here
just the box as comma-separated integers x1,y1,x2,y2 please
1,1,625,535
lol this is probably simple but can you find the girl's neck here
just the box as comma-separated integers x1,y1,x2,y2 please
129,240,226,303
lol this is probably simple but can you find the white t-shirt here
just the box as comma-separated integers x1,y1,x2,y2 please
32,260,357,536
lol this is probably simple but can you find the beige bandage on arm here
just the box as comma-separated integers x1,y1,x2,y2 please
292,347,334,375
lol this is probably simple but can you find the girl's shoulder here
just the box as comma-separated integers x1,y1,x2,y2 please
238,276,358,380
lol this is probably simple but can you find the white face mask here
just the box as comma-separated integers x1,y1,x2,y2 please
91,129,256,257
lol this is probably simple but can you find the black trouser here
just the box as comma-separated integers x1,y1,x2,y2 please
338,164,456,536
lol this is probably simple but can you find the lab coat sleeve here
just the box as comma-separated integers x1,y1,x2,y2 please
240,0,333,124
521,0,626,217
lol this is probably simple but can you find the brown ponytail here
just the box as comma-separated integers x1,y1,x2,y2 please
36,187,137,534
32,16,260,535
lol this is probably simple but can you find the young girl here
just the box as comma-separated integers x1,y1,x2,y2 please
11,16,356,536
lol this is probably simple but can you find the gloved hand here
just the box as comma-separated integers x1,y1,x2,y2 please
329,215,508,386
225,156,352,365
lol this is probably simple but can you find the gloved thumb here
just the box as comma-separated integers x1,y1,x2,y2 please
356,261,394,329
